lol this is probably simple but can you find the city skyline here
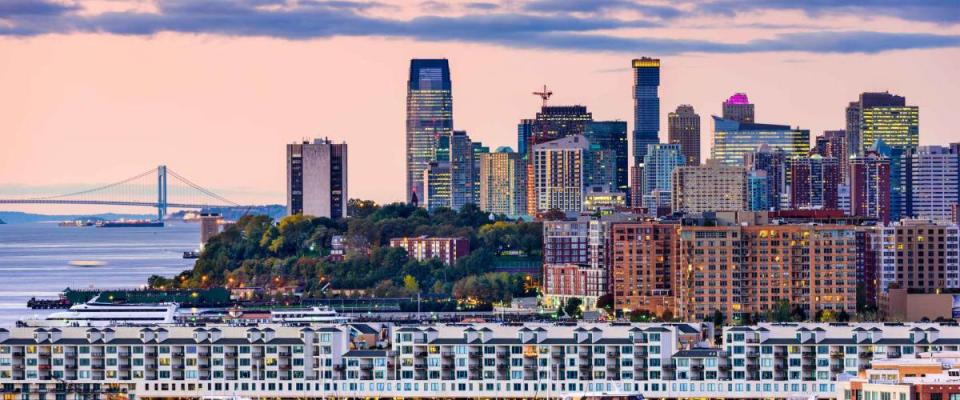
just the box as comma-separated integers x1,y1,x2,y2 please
1,1,959,211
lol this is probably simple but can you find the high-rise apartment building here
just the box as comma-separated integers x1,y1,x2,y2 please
532,135,590,214
609,221,678,316
406,59,453,203
286,138,347,219
667,105,700,166
744,145,789,211
641,144,685,212
478,147,526,217
711,117,810,166
519,105,593,214
846,101,862,156
721,92,754,123
814,130,849,181
747,170,769,211
584,121,629,198
906,146,959,222
449,131,475,211
853,92,919,154
630,165,643,208
788,155,841,210
849,151,892,224
671,161,748,213
873,139,909,221
471,141,489,205
422,161,451,211
875,220,960,293
632,58,660,164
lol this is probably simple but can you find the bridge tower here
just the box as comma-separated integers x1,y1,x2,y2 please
157,165,167,221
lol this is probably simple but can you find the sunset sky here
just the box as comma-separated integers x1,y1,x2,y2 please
1,0,958,213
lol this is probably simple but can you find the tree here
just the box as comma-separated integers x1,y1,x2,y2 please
660,310,675,322
837,310,851,322
595,294,615,312
712,309,725,327
402,275,421,295
773,299,792,322
541,209,567,221
563,298,583,319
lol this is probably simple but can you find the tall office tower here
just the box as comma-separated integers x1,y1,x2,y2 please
744,145,789,211
520,105,593,214
711,117,810,166
676,224,857,321
747,170,769,211
406,59,452,204
667,105,701,166
532,135,589,214
846,101,862,156
286,138,348,219
875,220,960,293
609,221,679,316
814,130,849,182
632,57,660,164
788,155,841,210
849,151,891,223
583,145,617,190
584,121,629,198
479,148,526,217
641,144,685,212
907,146,959,221
630,165,643,208
671,160,748,213
449,131,475,211
873,139,908,221
471,142,489,205
422,161,451,211
853,92,919,155
721,92,754,123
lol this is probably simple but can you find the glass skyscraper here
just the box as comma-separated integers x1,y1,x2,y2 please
632,58,660,165
406,59,453,204
711,117,810,166
449,131,475,212
584,121,629,199
641,143,685,203
854,92,919,154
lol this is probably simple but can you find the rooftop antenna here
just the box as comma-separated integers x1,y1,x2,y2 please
533,84,553,107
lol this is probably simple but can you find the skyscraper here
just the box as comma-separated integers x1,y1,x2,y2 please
533,135,590,214
519,105,593,215
845,101,861,156
671,160,749,213
872,139,908,221
641,144,685,211
721,92,754,123
711,116,810,166
849,151,891,223
744,145,789,211
747,170,769,211
788,155,840,210
471,141,489,205
449,131,475,211
907,146,959,222
478,147,526,217
286,138,348,219
813,130,849,182
584,121,629,198
423,161,451,211
854,92,919,154
667,105,700,166
632,58,660,164
406,59,452,204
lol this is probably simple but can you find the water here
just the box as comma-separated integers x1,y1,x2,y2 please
0,222,198,326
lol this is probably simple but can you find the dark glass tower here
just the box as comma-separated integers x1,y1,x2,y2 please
584,121,629,199
406,59,453,204
632,57,660,165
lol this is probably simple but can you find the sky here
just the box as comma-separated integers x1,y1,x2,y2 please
0,0,958,213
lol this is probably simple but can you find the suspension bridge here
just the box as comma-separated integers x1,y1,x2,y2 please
0,165,245,220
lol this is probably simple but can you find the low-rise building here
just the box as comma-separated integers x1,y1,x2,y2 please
389,236,470,265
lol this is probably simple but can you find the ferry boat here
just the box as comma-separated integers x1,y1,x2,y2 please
269,306,351,324
23,296,178,327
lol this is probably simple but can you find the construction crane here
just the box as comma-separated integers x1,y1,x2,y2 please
532,84,553,107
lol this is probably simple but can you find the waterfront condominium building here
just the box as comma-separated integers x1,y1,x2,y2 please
389,235,470,265
632,58,660,164
711,116,810,166
532,135,590,214
584,121,629,199
849,151,892,224
449,131,475,211
286,138,347,219
543,218,590,266
851,92,919,155
744,145,789,211
907,146,959,222
609,221,679,316
478,147,526,217
667,105,701,166
874,219,960,294
641,144,686,213
671,160,748,213
7,321,960,399
406,59,453,204
422,161,451,211
788,155,841,210
721,92,755,123
676,223,858,321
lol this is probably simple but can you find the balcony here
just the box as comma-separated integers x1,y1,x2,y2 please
859,351,873,358
830,351,844,358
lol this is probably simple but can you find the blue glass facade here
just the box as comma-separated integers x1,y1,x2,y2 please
632,58,661,165
585,121,629,200
406,59,453,204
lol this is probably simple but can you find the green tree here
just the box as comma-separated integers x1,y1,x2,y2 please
563,298,583,319
403,275,421,294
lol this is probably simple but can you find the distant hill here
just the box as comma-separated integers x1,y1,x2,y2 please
0,211,154,224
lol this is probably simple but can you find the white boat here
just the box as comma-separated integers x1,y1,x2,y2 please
269,306,351,324
23,296,178,327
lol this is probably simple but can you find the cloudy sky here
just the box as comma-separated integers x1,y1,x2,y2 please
1,0,958,211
